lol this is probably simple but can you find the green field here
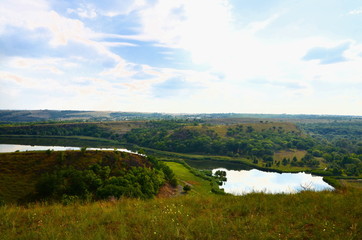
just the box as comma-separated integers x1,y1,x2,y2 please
164,162,213,195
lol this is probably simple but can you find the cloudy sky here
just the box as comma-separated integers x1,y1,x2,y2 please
1,0,362,115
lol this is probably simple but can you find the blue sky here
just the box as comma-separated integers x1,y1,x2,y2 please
1,0,361,115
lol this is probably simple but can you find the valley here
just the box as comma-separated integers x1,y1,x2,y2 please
0,111,361,239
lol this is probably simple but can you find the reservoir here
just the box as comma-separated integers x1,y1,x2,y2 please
0,144,137,154
212,168,334,195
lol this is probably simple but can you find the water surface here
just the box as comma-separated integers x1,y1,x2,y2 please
213,168,334,195
0,144,137,154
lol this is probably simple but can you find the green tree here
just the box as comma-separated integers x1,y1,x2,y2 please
183,185,191,193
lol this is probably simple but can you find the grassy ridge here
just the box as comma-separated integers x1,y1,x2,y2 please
0,189,361,239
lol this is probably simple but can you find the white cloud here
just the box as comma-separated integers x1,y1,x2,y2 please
8,57,66,74
132,1,362,98
0,0,125,63
246,14,280,34
96,0,147,17
100,42,138,47
348,8,362,15
67,4,97,19
0,0,361,115
100,61,138,79
136,0,233,48
0,71,64,92
0,71,27,84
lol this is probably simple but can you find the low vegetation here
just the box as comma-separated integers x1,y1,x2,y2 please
0,188,361,239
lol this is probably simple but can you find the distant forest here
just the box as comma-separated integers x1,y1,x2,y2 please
0,110,361,123
1,116,361,177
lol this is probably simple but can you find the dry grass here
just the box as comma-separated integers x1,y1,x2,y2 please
274,149,307,161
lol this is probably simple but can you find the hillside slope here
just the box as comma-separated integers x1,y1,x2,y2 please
0,150,174,203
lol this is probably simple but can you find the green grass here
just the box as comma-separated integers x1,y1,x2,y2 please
164,162,213,195
0,189,361,240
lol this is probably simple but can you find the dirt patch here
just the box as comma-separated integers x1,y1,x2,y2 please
185,181,199,185
157,183,182,198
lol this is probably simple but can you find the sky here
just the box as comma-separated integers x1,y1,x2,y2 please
0,0,362,115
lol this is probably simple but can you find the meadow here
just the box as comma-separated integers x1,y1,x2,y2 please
1,186,361,239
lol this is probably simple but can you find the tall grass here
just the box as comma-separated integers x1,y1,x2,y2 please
0,189,360,239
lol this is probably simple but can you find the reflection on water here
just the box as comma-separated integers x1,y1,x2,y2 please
213,168,334,195
0,144,137,155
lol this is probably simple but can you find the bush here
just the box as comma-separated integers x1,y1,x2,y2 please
35,173,61,198
0,197,5,206
97,184,124,199
61,194,79,206
170,178,178,188
183,185,191,193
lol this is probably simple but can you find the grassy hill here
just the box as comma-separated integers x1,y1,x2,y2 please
0,183,361,239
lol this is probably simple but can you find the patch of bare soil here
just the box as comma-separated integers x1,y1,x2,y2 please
157,183,183,198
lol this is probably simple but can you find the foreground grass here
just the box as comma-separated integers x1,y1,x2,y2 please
0,189,361,240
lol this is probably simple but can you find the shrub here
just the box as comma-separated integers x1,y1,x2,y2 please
183,185,191,193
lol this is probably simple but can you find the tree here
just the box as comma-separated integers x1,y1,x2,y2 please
246,126,254,133
80,146,87,155
183,185,191,193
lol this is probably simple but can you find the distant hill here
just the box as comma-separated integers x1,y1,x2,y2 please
0,109,361,123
